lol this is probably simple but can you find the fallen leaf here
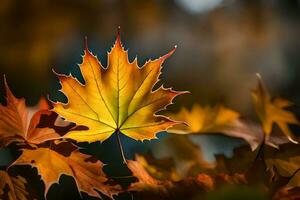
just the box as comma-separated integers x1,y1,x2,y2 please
265,143,300,188
273,187,300,200
195,173,214,190
251,74,299,142
169,104,240,134
214,145,256,175
0,77,61,146
135,155,162,178
128,158,249,200
214,173,247,186
134,154,181,181
13,146,121,199
127,159,169,193
169,103,291,150
53,30,186,143
169,104,261,150
0,170,28,200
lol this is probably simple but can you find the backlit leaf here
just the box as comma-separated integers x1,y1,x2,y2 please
169,104,240,134
13,146,121,198
53,31,186,142
0,77,60,146
168,104,265,150
251,74,299,142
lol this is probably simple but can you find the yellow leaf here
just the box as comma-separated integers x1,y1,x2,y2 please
168,104,240,134
0,170,28,200
251,74,299,142
13,147,121,198
53,31,186,142
168,103,292,150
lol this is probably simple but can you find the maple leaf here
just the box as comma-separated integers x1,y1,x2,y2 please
251,74,299,143
168,104,291,150
0,77,61,146
52,30,186,144
168,104,263,150
168,104,240,134
13,144,121,199
0,170,28,200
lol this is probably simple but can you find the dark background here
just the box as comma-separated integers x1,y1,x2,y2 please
1,0,300,114
0,0,300,199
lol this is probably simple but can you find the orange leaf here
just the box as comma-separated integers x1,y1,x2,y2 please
13,147,121,199
0,77,60,146
0,170,28,200
127,159,168,193
53,30,187,142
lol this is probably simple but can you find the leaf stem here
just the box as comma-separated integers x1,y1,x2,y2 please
116,130,127,164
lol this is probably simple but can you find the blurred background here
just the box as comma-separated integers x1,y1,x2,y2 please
1,0,300,115
1,0,300,199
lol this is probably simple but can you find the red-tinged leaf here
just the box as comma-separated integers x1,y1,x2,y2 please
0,77,61,146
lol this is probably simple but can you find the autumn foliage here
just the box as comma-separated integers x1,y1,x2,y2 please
1,30,300,200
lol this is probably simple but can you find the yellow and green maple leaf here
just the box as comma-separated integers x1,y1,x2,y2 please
53,32,187,142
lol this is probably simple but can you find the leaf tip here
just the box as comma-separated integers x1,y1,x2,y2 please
2,75,15,101
159,45,177,63
3,74,8,90
180,90,191,95
51,68,61,77
84,36,89,52
255,73,264,87
3,73,6,83
115,26,122,49
256,73,262,80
